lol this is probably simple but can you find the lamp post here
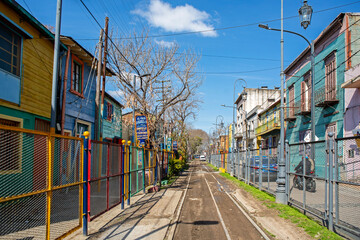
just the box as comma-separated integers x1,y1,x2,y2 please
132,73,151,146
258,0,313,204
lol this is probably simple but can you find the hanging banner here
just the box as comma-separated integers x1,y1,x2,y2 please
135,115,149,147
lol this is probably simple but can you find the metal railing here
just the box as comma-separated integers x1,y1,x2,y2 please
209,135,360,238
0,125,84,240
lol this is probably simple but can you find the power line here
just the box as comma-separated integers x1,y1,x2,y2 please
73,0,360,40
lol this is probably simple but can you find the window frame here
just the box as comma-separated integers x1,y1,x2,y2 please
0,21,22,77
0,114,23,174
288,84,295,118
75,119,91,138
324,52,337,101
70,54,84,98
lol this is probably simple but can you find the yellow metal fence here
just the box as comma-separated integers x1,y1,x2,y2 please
0,125,83,240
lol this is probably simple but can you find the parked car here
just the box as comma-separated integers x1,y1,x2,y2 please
249,156,278,181
200,155,206,161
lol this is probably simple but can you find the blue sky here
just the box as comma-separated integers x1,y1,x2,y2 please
22,0,360,133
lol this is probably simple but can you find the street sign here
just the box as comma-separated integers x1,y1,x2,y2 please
173,141,178,151
167,138,172,151
135,115,149,147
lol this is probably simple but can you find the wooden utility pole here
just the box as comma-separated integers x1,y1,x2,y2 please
95,29,103,140
101,17,109,106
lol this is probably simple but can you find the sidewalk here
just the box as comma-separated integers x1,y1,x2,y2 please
65,172,189,240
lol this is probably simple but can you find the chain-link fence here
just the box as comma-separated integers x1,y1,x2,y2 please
0,125,83,240
209,135,360,238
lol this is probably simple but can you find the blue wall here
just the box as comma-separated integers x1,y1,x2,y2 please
60,53,96,139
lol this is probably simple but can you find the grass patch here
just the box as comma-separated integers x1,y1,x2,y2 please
207,163,219,172
219,171,343,240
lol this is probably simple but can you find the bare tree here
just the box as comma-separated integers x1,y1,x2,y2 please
107,29,202,145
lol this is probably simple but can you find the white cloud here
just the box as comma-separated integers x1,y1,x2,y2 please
108,89,124,100
154,39,176,48
133,0,217,37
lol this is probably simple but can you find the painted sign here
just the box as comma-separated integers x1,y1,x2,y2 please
167,138,172,151
173,141,178,151
135,115,149,147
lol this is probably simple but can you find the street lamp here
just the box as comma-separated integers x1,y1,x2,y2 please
299,0,313,29
258,0,314,205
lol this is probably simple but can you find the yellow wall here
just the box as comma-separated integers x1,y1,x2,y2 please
0,2,54,119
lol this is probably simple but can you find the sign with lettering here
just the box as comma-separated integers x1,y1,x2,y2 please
135,115,149,147
173,141,178,151
167,138,172,151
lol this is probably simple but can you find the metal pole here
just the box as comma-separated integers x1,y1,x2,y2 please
95,30,103,140
276,0,287,204
133,75,136,145
259,144,263,190
310,41,316,161
285,140,289,202
328,132,334,231
83,132,89,236
50,0,62,133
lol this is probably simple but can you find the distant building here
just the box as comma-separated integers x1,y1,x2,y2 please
234,87,280,150
255,98,285,156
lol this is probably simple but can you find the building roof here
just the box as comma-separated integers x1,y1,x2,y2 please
61,36,115,76
101,90,124,108
3,0,67,49
284,13,358,75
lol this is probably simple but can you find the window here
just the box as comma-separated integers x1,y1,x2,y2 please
348,149,355,158
325,52,336,101
288,85,295,118
75,120,91,138
70,55,84,96
0,23,21,76
301,72,311,112
0,115,23,173
103,100,114,121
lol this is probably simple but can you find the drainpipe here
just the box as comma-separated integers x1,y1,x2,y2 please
61,47,71,135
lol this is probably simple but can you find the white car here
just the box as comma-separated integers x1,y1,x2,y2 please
200,155,206,161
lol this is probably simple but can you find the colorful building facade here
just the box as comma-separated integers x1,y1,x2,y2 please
102,91,123,142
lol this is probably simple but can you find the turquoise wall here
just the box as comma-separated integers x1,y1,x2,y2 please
102,96,122,140
286,33,346,178
0,105,50,197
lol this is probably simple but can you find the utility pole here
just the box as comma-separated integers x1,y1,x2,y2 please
101,18,109,118
95,30,103,140
154,80,171,149
101,17,109,140
50,0,62,134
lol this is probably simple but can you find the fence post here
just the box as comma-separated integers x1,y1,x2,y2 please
83,131,90,236
121,140,125,210
334,139,339,225
259,144,262,190
107,143,110,211
328,132,334,231
285,140,289,202
128,141,132,206
143,147,146,193
245,149,249,184
302,142,306,212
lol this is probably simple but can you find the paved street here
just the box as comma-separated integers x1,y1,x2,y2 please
173,160,268,240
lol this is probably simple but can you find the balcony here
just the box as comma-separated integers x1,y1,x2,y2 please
255,118,281,136
314,87,339,107
294,100,311,116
